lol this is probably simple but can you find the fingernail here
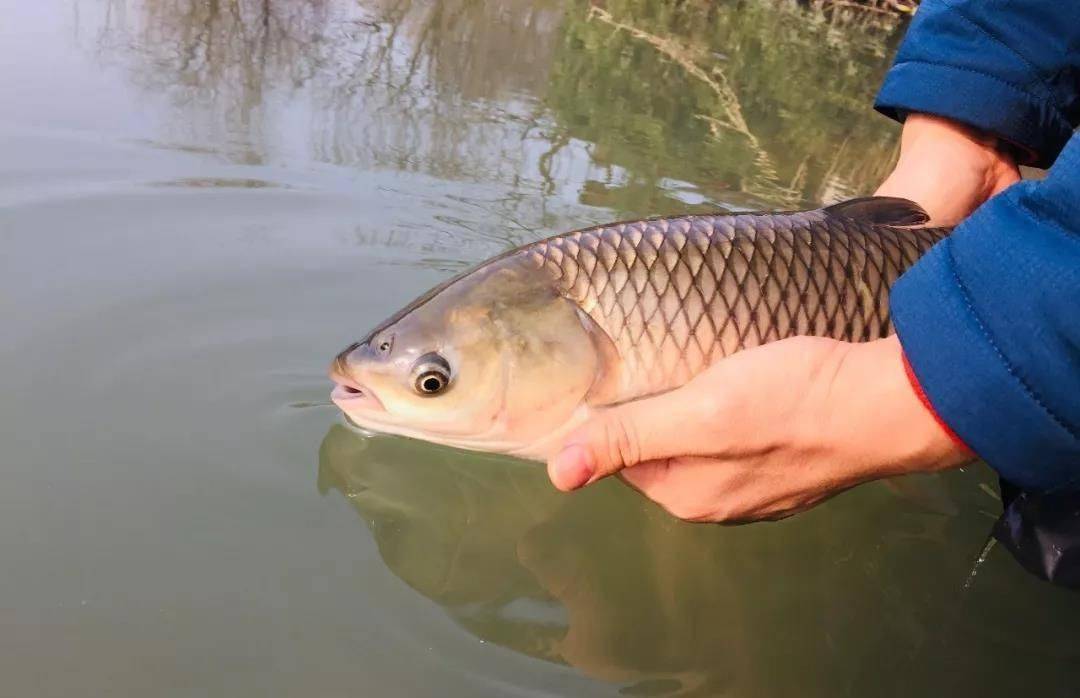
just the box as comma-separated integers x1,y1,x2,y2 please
551,444,595,491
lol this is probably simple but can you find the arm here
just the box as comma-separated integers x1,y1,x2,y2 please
889,133,1080,491
874,0,1080,491
875,0,1080,168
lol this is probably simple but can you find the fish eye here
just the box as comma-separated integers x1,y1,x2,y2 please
411,352,451,396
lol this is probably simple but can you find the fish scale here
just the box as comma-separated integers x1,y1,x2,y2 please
521,206,948,402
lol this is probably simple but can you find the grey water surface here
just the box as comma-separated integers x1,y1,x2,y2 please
2,2,1077,697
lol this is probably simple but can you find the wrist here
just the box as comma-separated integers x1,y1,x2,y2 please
900,352,972,456
901,115,1016,185
827,336,971,482
877,113,1021,225
899,112,1033,167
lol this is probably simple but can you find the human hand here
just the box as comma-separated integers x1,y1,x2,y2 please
875,113,1020,225
546,335,971,523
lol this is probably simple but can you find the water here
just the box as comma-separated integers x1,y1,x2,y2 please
2,2,1077,696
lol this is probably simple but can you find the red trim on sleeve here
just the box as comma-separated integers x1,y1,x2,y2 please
902,353,974,455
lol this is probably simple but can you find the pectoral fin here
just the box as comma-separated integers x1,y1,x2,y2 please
575,307,625,406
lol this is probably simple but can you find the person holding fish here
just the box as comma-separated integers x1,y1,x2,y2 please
331,0,1079,524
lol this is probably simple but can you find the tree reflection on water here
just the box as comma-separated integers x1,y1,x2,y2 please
95,0,909,219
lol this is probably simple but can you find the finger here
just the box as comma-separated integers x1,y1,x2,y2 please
623,456,768,522
546,387,722,491
623,456,844,523
621,457,719,520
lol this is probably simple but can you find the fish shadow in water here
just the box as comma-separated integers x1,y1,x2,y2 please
316,425,1080,696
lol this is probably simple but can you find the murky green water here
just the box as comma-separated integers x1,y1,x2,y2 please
2,1,1077,696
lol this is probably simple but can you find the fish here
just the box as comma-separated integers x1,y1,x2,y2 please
329,196,948,460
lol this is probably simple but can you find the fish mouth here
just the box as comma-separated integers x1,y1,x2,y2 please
329,364,385,412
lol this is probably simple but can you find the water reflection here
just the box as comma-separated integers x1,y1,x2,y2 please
546,1,907,210
318,425,1066,696
97,0,909,220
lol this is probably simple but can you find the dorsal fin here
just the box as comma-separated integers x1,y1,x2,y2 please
823,196,929,226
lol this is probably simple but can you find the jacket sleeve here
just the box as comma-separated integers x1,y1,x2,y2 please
890,134,1080,491
875,0,1080,167
878,0,1080,490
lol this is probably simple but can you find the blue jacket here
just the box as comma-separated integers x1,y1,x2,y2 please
876,0,1080,491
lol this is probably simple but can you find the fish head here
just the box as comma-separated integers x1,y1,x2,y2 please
330,260,605,458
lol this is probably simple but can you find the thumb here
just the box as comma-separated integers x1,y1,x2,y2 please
546,388,710,491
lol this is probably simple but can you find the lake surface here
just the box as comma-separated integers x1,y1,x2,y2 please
2,1,1077,696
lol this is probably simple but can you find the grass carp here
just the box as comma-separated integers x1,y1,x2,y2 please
330,196,948,459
